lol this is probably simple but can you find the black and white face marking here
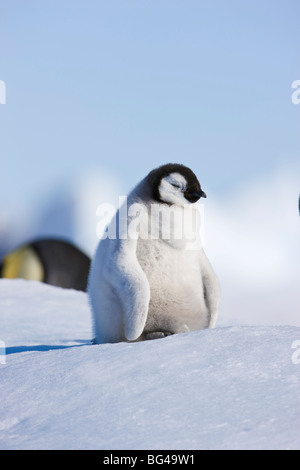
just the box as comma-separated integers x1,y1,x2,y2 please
159,172,190,205
147,163,206,205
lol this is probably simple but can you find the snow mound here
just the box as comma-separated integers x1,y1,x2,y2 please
0,280,299,450
0,279,92,348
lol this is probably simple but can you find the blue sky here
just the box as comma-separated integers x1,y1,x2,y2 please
0,0,299,218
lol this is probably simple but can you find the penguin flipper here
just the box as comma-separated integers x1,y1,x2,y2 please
112,239,151,341
199,249,220,328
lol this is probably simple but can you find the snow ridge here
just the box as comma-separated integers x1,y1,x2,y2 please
0,280,299,450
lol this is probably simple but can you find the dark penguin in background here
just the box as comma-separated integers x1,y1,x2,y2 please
0,238,91,291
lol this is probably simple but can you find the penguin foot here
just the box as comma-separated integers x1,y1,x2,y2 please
143,331,173,341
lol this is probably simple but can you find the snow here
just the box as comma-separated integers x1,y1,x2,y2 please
0,279,299,450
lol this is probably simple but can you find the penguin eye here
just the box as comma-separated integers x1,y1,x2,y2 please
171,183,182,190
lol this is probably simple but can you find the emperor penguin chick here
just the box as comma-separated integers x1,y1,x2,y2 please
88,163,220,344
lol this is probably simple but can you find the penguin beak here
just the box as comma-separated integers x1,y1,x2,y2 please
192,189,207,199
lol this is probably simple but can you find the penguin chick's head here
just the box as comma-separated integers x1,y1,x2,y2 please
147,163,207,205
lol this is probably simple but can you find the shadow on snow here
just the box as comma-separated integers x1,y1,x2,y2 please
6,340,91,355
